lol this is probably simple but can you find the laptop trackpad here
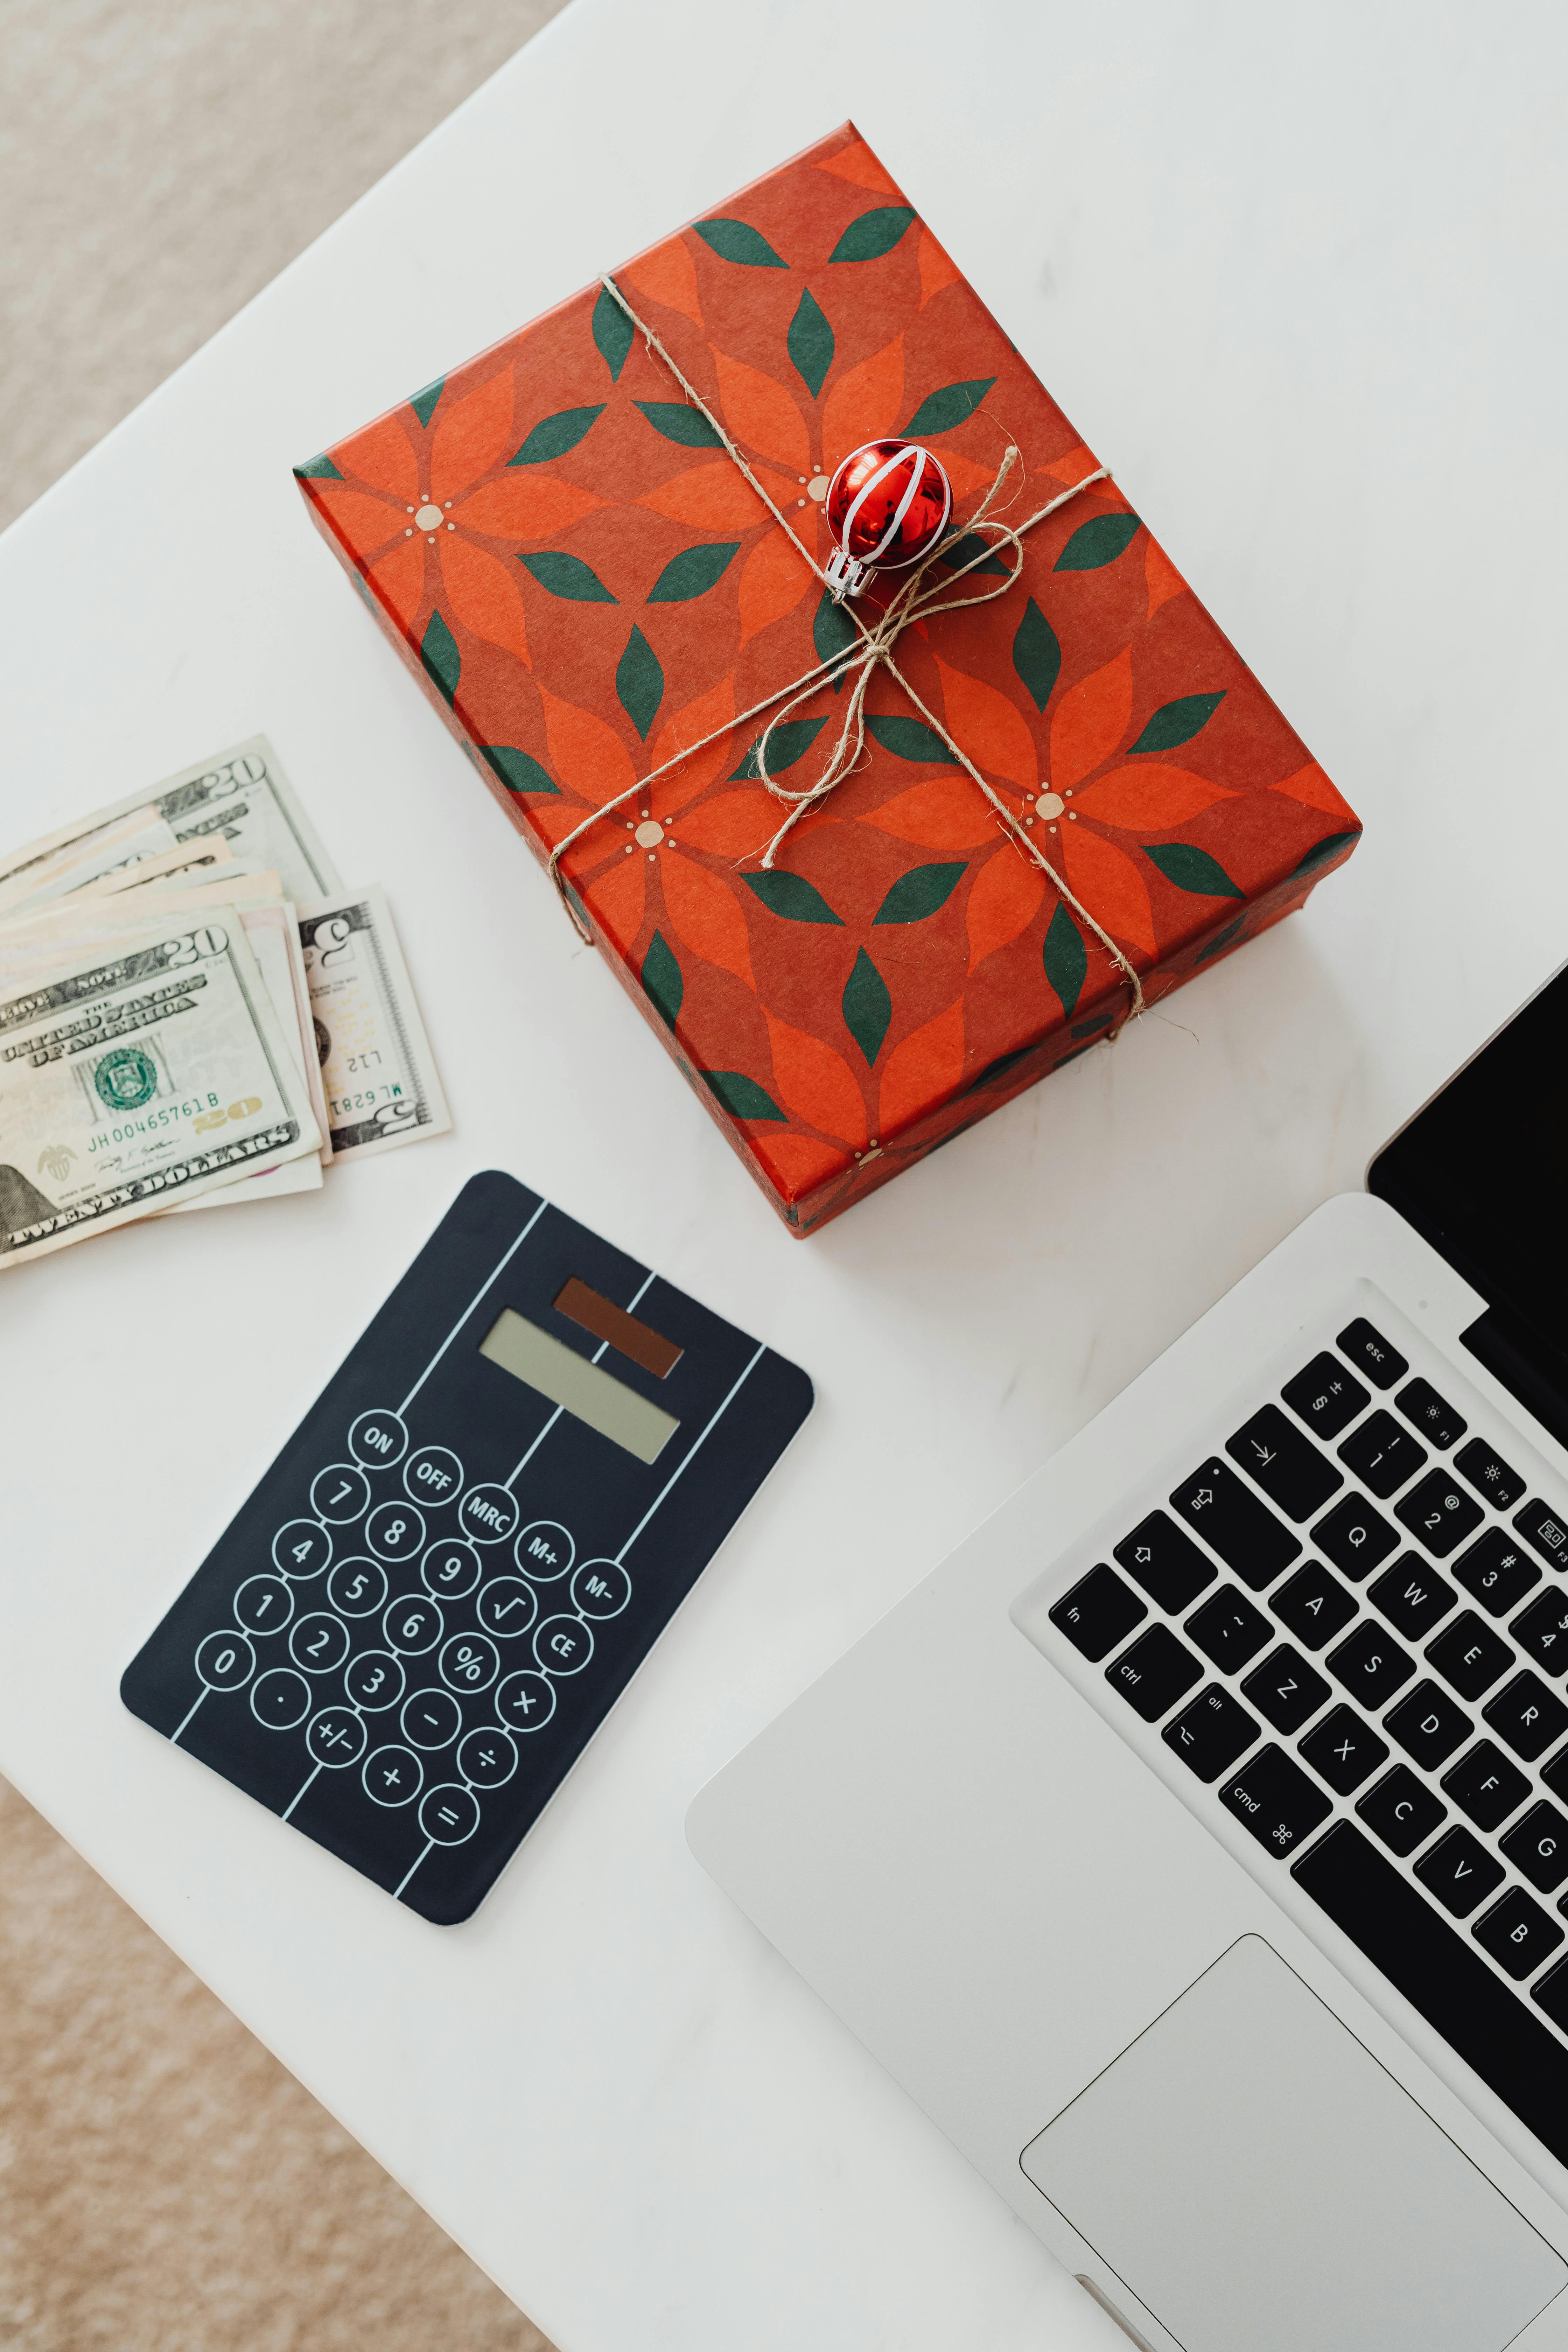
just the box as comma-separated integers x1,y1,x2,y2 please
1020,1935,1565,2352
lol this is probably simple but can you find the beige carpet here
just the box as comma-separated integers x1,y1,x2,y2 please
1,3,569,2342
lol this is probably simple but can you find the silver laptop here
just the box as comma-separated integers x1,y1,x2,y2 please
687,969,1568,2352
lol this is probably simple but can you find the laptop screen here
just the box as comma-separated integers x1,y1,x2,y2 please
1369,960,1568,1437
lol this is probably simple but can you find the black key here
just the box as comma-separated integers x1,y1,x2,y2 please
1367,1554,1454,1641
1485,1670,1568,1763
1225,1405,1342,1522
1441,1739,1531,1832
1295,1822,1568,2167
1169,1459,1301,1590
1357,1763,1445,1854
1475,1887,1564,1981
1219,1743,1331,1857
1105,1624,1202,1722
1535,1958,1568,2031
1312,1492,1399,1582
1453,1527,1540,1618
1337,1411,1427,1500
1301,1704,1389,1795
1425,1610,1512,1701
1336,1317,1407,1390
1512,1590,1568,1676
1114,1511,1217,1614
1500,1800,1568,1894
1514,1499,1568,1574
1542,1747,1568,1810
1454,1437,1525,1514
1396,1377,1466,1450
1162,1685,1259,1783
1415,1824,1506,1917
1282,1352,1369,1442
1185,1585,1273,1674
1326,1619,1415,1709
1384,1679,1471,1770
1050,1563,1147,1661
1395,1469,1484,1559
1241,1644,1331,1735
1270,1559,1357,1651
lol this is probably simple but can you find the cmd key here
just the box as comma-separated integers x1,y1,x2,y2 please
1171,1459,1301,1591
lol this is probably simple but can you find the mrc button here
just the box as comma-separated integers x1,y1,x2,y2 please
457,1483,520,1544
516,1520,574,1581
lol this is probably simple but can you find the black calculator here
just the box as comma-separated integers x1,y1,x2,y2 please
121,1170,812,1923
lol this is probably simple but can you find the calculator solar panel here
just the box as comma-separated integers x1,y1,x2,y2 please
121,1170,813,1923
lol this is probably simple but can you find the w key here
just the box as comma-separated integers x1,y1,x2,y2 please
1171,1459,1302,1591
1226,1406,1342,1522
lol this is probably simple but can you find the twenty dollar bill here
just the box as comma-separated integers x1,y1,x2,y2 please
299,888,450,1160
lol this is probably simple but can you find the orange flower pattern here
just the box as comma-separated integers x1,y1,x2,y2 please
296,122,1359,1235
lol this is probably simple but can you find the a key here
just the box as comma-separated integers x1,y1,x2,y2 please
1367,1555,1455,1642
288,1611,350,1675
420,1539,482,1600
1336,1318,1407,1390
1240,1643,1331,1735
1440,1738,1531,1832
272,1519,332,1581
1383,1679,1471,1771
343,1648,405,1712
1326,1619,1415,1710
1218,1744,1332,1857
250,1667,311,1729
1452,1527,1540,1618
1395,1470,1483,1559
419,1784,482,1846
1338,1412,1427,1500
233,1575,295,1634
1500,1800,1568,1895
1270,1559,1358,1651
456,1728,519,1789
195,1631,255,1693
362,1743,422,1806
365,1500,427,1563
1113,1512,1217,1614
1454,1438,1525,1514
1512,1591,1568,1677
326,1558,388,1619
1225,1405,1342,1522
476,1576,541,1640
1162,1685,1259,1782
1299,1703,1389,1796
1104,1624,1203,1722
1356,1763,1445,1855
1414,1825,1506,1918
1540,1746,1568,1811
1312,1492,1399,1582
1169,1460,1301,1590
309,1463,372,1524
1514,1500,1568,1574
1281,1352,1368,1441
1185,1586,1273,1674
1049,1564,1147,1661
1395,1378,1466,1450
400,1688,463,1750
1484,1671,1568,1763
1474,1888,1564,1981
1425,1610,1513,1701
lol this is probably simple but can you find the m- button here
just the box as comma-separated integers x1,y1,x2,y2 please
459,1484,520,1544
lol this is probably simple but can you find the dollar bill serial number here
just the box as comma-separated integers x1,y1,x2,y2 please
330,1081,406,1115
88,1088,259,1154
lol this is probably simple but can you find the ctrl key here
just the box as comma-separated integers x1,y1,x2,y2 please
1049,1563,1147,1662
1219,1744,1332,1858
1104,1624,1202,1723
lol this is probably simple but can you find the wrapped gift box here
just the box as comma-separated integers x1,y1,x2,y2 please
295,122,1359,1234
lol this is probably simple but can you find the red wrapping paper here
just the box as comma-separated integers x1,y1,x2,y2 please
296,122,1359,1233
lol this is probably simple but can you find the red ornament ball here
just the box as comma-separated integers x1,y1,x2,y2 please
824,439,952,598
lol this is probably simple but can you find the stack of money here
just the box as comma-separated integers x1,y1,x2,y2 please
0,738,450,1270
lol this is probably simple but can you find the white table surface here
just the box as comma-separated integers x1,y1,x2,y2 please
3,4,1565,2346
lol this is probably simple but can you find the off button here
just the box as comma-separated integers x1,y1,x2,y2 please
404,1446,463,1507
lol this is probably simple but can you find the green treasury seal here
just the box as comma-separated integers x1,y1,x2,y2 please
93,1044,159,1112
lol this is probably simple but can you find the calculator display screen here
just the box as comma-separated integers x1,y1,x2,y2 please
479,1308,680,1464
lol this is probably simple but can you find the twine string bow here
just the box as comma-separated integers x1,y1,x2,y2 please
546,273,1144,1024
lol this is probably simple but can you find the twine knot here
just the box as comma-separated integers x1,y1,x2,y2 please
545,275,1144,1026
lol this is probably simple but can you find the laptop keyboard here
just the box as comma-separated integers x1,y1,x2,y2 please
1046,1314,1568,2167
